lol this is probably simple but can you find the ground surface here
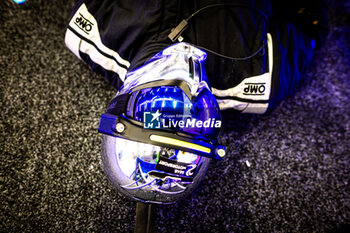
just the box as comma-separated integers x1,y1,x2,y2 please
1,0,349,232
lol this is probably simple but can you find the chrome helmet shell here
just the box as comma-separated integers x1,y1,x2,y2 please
99,43,225,204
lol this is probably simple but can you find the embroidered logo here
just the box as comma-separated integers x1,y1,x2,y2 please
243,83,266,96
74,13,93,35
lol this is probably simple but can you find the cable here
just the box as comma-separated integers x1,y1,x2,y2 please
168,3,268,61
194,41,266,61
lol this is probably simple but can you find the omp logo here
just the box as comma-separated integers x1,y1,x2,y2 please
74,13,93,34
243,83,266,96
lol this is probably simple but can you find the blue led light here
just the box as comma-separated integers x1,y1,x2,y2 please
13,0,26,4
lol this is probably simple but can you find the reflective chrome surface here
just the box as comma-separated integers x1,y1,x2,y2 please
102,135,210,204
101,43,219,204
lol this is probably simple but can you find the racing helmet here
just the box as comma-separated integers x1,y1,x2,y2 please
98,43,225,204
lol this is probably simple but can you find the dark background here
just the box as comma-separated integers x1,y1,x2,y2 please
1,0,349,232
